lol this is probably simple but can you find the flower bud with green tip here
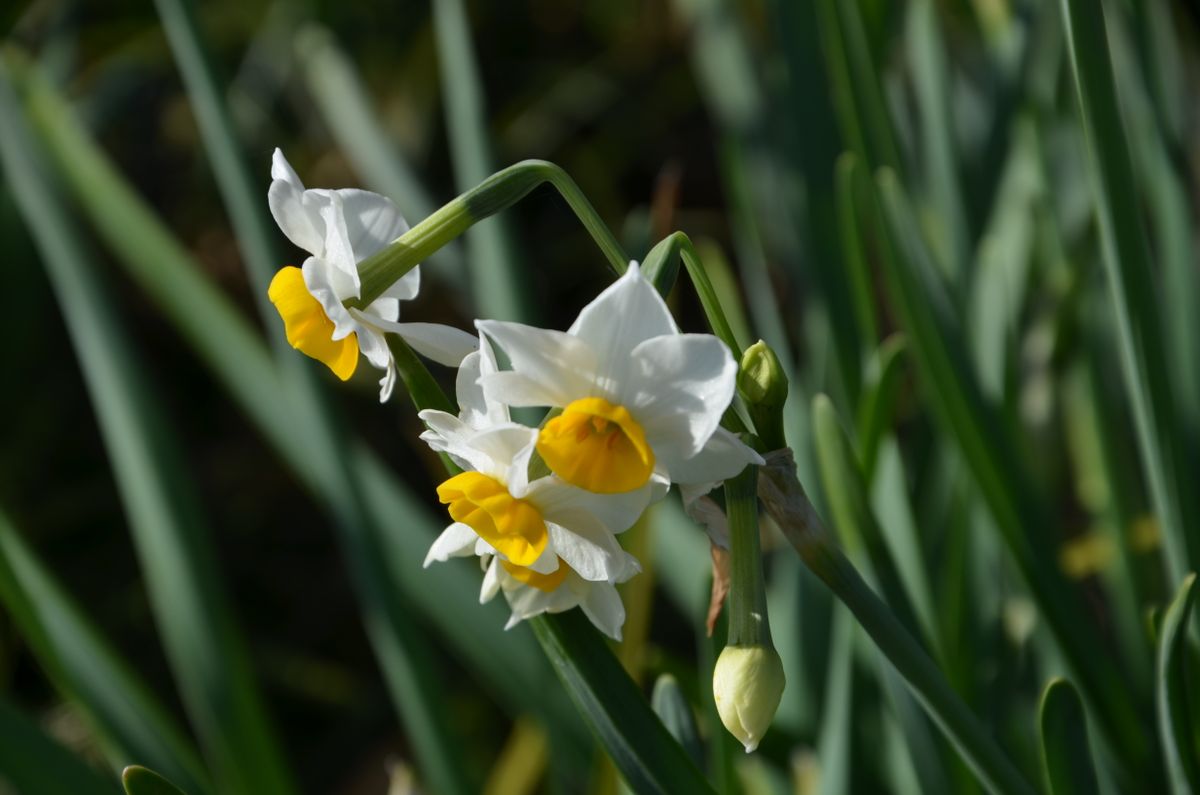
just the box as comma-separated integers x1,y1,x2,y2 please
713,643,786,753
738,340,789,450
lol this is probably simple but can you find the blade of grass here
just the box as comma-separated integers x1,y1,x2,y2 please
872,167,1150,775
1038,678,1099,795
150,2,471,789
431,0,530,322
1156,574,1200,794
0,698,122,795
650,674,704,768
1059,0,1200,587
814,607,854,795
0,61,294,795
0,511,209,793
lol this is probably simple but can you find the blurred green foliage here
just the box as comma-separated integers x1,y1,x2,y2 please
3,0,1200,793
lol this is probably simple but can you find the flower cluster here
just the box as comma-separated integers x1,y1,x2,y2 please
266,153,760,639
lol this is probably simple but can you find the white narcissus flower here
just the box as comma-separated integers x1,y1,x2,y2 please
419,339,649,637
265,149,478,401
476,263,762,500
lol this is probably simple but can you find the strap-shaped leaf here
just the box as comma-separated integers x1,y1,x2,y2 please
1157,574,1200,794
1038,678,1099,795
0,513,208,793
650,674,704,766
532,612,715,795
0,698,122,795
0,57,292,795
122,767,188,795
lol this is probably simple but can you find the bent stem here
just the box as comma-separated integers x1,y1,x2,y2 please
351,160,628,308
758,451,1034,795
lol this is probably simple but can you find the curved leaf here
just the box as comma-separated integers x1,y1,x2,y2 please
1157,574,1200,794
1038,678,1099,795
122,767,188,795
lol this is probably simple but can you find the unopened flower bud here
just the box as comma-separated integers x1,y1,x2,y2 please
712,643,786,753
738,341,789,450
738,340,788,408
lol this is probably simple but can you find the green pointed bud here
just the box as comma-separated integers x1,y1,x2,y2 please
738,340,788,449
712,644,786,753
738,340,788,408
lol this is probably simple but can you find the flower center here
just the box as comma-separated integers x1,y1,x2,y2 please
536,397,655,493
436,472,547,567
268,266,359,380
501,557,570,592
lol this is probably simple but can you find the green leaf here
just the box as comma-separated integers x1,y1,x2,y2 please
432,0,531,322
531,612,716,795
0,512,209,793
0,698,123,795
855,335,907,482
122,767,189,795
905,0,968,279
1157,574,1200,794
650,674,704,767
1060,0,1200,589
872,166,1149,772
149,2,472,789
1038,678,1099,795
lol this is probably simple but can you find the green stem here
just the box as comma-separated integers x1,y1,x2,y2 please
758,455,1035,795
725,465,770,647
352,160,628,308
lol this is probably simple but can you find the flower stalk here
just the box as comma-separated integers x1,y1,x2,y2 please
351,160,628,309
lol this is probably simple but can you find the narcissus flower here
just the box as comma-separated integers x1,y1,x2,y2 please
420,339,650,590
476,263,761,498
266,149,477,401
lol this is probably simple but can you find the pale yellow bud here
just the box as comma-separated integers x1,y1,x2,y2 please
712,644,786,753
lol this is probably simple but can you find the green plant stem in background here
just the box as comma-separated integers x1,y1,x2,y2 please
758,455,1035,795
1059,0,1200,586
353,159,628,308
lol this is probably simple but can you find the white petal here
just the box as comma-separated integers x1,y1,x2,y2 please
528,545,561,575
657,426,763,488
378,359,397,403
476,320,600,407
627,334,737,458
567,262,678,387
331,188,410,263
581,582,626,640
525,477,650,534
480,559,502,603
424,523,479,567
463,424,539,487
302,257,358,336
268,149,325,256
352,322,393,371
476,371,568,410
368,319,479,367
380,266,421,303
319,193,363,290
545,517,625,583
